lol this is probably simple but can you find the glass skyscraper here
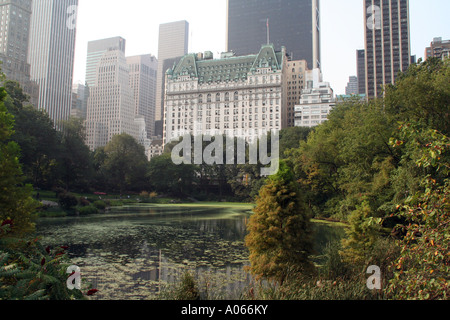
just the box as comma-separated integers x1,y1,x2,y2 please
226,0,320,69
28,0,78,127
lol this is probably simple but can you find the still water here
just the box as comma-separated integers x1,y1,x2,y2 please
35,204,345,300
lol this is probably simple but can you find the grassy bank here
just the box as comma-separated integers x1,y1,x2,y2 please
32,189,255,218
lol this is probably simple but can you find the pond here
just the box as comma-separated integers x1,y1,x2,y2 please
34,203,346,300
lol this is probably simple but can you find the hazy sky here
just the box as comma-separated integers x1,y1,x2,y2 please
73,0,450,95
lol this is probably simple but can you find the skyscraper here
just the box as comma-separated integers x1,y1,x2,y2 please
155,20,189,129
28,0,78,126
85,49,138,151
364,0,411,98
0,0,38,104
85,37,126,88
127,54,158,139
226,0,320,69
356,49,366,95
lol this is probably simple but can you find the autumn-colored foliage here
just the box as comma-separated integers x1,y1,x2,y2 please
245,161,316,285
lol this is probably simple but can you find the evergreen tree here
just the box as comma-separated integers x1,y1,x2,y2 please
245,161,316,285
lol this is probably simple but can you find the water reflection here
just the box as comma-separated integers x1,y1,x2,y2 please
35,205,344,300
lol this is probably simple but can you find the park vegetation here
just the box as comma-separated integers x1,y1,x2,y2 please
0,57,449,300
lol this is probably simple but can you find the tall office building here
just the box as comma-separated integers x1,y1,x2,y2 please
364,0,411,98
127,54,158,139
155,20,189,129
0,0,38,104
85,37,126,88
28,0,78,126
356,49,366,95
85,49,138,151
227,0,320,69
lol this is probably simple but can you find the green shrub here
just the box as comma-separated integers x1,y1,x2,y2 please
108,200,123,207
93,200,106,210
58,192,78,210
77,205,98,216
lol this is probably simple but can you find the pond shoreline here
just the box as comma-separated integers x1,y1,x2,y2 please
35,195,347,229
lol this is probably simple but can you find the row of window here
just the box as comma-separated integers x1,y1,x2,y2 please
169,120,281,132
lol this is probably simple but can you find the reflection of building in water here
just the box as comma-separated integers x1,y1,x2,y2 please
84,245,251,300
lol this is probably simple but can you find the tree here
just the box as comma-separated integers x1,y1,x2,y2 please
385,58,450,136
148,153,196,196
245,160,316,285
59,117,94,192
102,134,149,193
0,86,37,237
279,126,312,159
3,80,62,190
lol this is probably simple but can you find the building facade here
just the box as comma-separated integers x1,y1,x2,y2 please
155,20,189,127
285,60,308,127
294,69,335,128
226,0,320,69
127,54,158,139
85,49,138,151
425,37,450,61
294,82,335,128
0,0,37,100
147,139,164,161
85,37,126,89
356,49,366,95
364,0,411,98
163,45,288,145
71,82,89,119
28,0,78,126
345,76,359,95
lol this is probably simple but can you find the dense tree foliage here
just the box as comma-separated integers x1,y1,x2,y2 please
59,117,94,192
3,81,63,190
0,84,37,237
281,58,450,299
100,134,149,193
387,124,449,300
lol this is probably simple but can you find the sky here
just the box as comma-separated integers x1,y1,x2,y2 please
72,0,450,95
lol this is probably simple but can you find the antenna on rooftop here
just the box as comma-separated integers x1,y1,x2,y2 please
266,18,270,45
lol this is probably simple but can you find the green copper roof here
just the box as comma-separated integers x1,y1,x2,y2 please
167,44,285,84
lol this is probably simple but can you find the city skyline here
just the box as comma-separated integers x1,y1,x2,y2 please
72,0,450,95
